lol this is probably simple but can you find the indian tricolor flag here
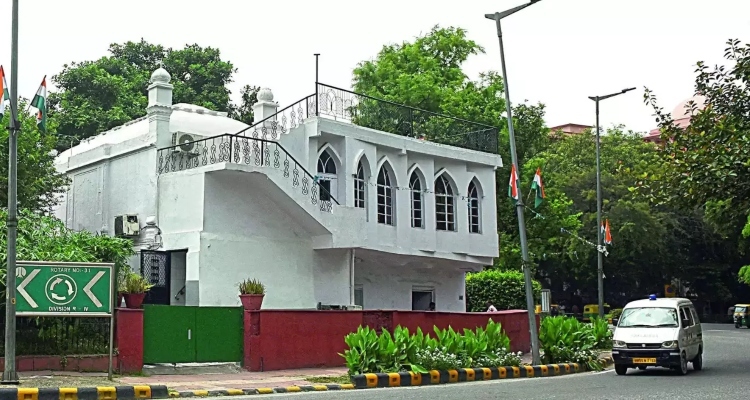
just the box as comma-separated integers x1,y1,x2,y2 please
508,164,520,203
0,66,9,118
531,167,546,208
602,219,613,245
31,76,47,132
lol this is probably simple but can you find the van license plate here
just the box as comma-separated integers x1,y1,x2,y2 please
633,358,656,364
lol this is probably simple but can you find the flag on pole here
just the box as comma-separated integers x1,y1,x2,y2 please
508,164,519,203
0,66,9,118
31,76,47,132
602,219,612,245
531,167,546,208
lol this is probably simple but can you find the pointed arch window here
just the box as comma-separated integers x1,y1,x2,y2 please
409,172,424,228
316,149,337,201
354,161,366,209
377,165,394,225
468,180,481,233
435,175,456,231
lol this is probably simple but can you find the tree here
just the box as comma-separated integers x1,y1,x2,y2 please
644,38,750,286
523,126,736,304
49,39,258,149
0,101,68,212
351,26,550,164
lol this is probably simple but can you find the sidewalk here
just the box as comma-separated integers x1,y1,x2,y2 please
119,367,349,391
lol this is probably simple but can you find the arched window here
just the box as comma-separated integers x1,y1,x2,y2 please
468,180,481,233
354,161,366,209
435,174,455,231
409,172,424,228
316,149,337,201
377,165,394,225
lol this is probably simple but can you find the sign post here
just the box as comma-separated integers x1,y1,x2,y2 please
15,261,115,379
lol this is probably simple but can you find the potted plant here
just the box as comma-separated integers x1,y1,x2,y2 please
122,272,154,309
238,278,265,310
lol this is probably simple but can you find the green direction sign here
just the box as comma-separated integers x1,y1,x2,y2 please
15,261,114,317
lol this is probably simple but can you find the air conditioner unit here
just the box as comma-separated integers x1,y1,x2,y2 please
171,132,203,155
114,215,140,237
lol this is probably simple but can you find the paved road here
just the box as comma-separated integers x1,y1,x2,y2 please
238,323,749,400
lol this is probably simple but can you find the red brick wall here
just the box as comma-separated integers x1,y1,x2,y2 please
243,310,532,371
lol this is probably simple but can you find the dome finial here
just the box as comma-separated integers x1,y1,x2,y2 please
150,63,171,84
257,88,274,102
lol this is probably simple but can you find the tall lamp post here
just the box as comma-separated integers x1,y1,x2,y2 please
3,0,21,384
485,0,542,365
587,87,635,318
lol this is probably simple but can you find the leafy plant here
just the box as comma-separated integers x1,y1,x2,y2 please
340,320,515,375
123,272,154,294
589,317,613,349
538,316,603,371
465,269,541,311
238,278,265,295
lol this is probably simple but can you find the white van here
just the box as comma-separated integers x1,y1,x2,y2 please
611,296,703,375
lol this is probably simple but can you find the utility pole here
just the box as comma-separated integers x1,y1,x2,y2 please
588,87,635,318
3,0,21,384
485,0,542,365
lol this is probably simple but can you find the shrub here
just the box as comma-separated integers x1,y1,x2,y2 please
340,320,517,375
538,316,603,371
611,308,623,319
465,269,541,312
0,209,134,305
590,317,613,349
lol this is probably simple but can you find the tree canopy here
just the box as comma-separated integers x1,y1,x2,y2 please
644,38,750,288
0,102,67,213
49,39,259,149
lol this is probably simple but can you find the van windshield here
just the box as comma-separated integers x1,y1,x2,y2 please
618,307,678,328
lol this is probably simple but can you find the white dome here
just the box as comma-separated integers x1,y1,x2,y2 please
54,104,250,166
150,67,171,84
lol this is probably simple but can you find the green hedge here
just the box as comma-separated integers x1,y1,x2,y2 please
466,269,541,312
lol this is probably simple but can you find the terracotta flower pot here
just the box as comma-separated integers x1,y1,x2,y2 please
239,294,264,310
123,293,147,309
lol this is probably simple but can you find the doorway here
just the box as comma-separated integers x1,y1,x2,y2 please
140,250,171,305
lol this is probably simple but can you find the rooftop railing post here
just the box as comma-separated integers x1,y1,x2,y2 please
314,54,320,117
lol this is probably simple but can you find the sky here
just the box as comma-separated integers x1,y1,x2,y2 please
1,0,748,135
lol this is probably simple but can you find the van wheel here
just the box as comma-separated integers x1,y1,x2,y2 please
676,352,688,375
692,352,703,371
615,365,627,375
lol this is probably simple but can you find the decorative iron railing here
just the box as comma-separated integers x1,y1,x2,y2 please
233,95,315,140
0,317,110,356
157,134,338,212
315,83,499,154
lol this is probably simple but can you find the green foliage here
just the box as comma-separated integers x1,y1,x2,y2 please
340,320,520,375
0,101,68,213
538,316,608,370
123,271,154,294
739,216,750,285
238,278,266,295
0,209,134,304
465,269,541,312
644,38,750,287
49,39,257,148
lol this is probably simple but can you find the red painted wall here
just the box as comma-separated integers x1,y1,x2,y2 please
116,308,144,373
0,355,115,372
243,309,532,371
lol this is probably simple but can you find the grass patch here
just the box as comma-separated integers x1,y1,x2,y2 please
305,375,351,385
0,376,128,388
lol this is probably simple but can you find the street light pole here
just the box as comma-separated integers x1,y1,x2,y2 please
587,87,635,319
3,0,20,384
486,0,542,365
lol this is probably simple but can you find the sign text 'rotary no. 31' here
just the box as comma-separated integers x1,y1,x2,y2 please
14,261,114,317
